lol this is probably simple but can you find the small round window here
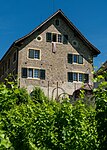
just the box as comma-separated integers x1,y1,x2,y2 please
72,40,78,48
55,19,60,26
36,36,42,41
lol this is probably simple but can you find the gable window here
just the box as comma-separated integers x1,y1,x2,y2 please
13,52,16,62
68,54,83,64
73,55,78,63
46,32,68,44
29,49,40,59
58,34,62,43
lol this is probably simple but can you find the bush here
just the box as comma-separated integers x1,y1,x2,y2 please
0,78,107,149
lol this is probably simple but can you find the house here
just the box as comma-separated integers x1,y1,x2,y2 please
0,9,100,99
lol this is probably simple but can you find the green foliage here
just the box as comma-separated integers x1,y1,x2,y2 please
94,74,107,150
30,87,48,104
0,76,107,150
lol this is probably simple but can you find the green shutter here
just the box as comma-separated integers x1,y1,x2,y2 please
68,72,73,82
29,49,34,58
63,35,68,44
84,74,89,83
78,55,83,64
68,54,72,64
40,69,45,80
46,32,52,42
22,68,27,78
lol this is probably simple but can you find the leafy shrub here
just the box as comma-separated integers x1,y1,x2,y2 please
30,87,48,104
0,77,107,150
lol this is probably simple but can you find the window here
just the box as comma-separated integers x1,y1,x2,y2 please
79,73,83,82
68,54,83,64
22,68,45,80
63,35,68,44
73,73,78,81
73,55,78,63
29,49,40,59
28,68,33,78
34,69,39,78
58,34,62,43
13,52,16,62
68,72,89,83
46,32,68,44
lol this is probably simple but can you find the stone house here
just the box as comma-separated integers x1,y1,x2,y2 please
0,9,100,99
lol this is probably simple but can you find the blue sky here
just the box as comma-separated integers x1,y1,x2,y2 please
0,0,107,69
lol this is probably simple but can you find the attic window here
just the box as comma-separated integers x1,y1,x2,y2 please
36,36,42,41
72,40,78,48
55,19,60,26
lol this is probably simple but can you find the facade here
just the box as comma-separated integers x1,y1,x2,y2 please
0,10,100,99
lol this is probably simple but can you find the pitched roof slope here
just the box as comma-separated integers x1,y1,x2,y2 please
1,9,100,62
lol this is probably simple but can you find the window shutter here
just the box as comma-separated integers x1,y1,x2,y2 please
40,69,45,80
29,49,34,58
46,32,52,42
78,55,83,64
84,74,89,83
22,68,27,78
63,35,68,44
68,72,73,82
68,54,72,64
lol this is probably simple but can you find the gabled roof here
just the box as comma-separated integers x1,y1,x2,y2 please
1,9,100,62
